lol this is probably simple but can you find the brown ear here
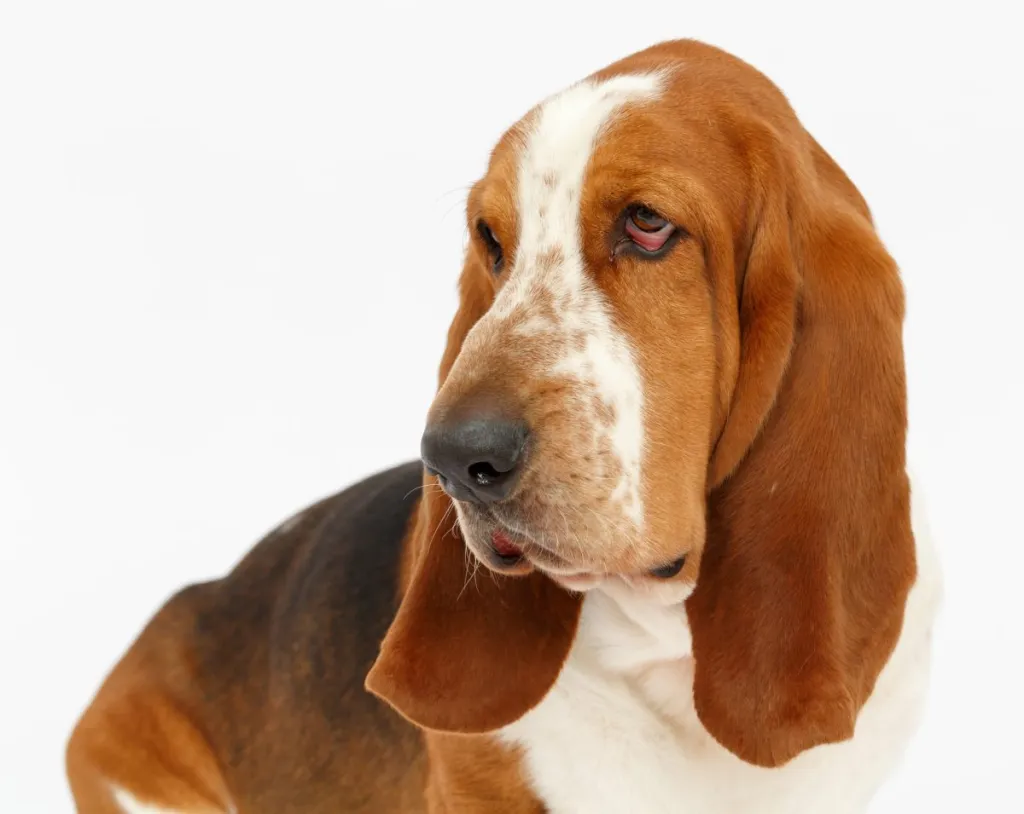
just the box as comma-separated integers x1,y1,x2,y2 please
366,248,582,733
689,134,918,767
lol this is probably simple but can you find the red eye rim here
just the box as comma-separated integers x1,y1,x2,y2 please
624,205,676,254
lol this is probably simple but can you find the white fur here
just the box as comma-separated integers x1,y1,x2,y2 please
462,74,665,531
110,783,234,814
499,477,942,813
111,785,186,814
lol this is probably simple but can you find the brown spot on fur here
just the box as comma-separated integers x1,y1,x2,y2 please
536,248,563,270
590,392,615,426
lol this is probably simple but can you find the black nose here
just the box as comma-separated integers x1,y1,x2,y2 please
421,417,528,504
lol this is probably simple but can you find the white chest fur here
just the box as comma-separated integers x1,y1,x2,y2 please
498,486,942,814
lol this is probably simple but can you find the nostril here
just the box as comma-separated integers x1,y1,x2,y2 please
468,460,509,487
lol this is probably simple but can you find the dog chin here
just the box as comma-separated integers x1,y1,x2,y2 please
549,573,605,593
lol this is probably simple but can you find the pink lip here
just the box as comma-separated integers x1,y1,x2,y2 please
491,529,524,559
488,517,585,576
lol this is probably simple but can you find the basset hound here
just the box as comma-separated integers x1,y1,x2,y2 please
67,39,942,813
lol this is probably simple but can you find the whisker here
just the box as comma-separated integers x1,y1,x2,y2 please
458,543,484,600
423,501,456,554
559,505,587,561
403,483,446,500
433,183,473,205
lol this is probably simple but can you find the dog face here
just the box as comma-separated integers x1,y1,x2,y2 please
422,69,737,596
371,40,916,771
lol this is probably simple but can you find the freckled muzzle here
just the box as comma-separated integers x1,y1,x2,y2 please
420,255,654,576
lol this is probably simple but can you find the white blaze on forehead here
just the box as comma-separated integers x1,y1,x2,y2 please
516,73,665,254
488,72,665,529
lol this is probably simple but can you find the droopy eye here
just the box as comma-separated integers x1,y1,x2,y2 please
623,204,676,255
649,555,686,579
477,221,504,274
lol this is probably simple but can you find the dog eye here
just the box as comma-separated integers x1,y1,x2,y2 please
649,556,686,579
477,221,504,274
624,205,676,255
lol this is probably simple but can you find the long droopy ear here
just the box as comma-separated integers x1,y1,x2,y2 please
366,248,582,733
689,132,918,767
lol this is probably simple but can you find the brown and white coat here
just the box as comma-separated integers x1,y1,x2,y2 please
67,39,942,814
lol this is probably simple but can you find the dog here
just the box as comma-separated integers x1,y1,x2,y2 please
67,39,941,813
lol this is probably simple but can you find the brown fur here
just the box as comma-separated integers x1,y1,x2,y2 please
371,37,915,776
68,474,430,813
68,38,916,813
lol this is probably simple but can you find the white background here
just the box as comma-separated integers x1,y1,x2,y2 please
2,1,1022,811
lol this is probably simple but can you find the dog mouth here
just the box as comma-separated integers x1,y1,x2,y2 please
490,527,526,564
480,513,603,586
462,506,689,594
